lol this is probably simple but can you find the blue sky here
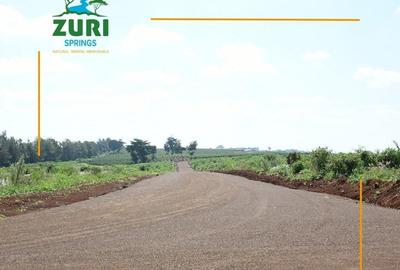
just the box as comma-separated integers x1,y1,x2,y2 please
0,0,399,151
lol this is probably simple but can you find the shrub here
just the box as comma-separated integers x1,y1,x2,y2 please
270,165,289,177
139,165,148,171
89,166,102,175
46,164,56,173
378,148,400,168
58,165,77,176
31,168,45,182
291,160,305,174
310,147,331,177
80,165,90,172
290,168,315,181
329,153,361,177
10,157,25,185
357,149,377,168
287,152,301,165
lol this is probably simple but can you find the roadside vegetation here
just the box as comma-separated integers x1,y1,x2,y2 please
0,133,200,197
0,160,173,197
191,144,400,183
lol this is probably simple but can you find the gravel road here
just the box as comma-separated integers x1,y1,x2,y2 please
0,162,399,269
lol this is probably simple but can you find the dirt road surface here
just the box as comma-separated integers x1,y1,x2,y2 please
1,162,399,269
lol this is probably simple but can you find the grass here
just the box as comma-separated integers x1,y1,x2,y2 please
191,153,400,182
0,161,174,197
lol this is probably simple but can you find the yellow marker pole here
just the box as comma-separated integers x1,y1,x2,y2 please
37,51,41,159
359,177,363,270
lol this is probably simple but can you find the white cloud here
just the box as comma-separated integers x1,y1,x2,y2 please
303,51,331,61
206,44,277,76
0,4,52,39
121,25,183,53
123,70,181,85
354,67,400,88
396,7,400,15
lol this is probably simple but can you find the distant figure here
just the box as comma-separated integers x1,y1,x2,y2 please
68,0,92,15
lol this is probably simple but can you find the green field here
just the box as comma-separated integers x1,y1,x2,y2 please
0,161,174,197
191,149,400,183
84,148,262,165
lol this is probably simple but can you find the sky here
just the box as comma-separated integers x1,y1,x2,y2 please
0,0,399,152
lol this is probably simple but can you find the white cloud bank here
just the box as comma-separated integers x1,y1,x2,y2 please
396,7,400,15
303,51,331,61
354,67,400,88
0,4,52,39
206,44,277,76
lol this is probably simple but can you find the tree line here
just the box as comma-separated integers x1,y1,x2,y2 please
0,132,199,167
125,137,197,164
0,131,124,167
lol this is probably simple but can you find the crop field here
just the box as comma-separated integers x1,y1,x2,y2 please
0,161,174,197
191,148,400,183
85,148,262,165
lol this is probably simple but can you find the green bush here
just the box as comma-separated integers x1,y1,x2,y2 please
378,148,400,168
89,166,102,175
10,157,25,185
329,153,361,177
287,152,301,165
291,160,305,174
310,147,331,177
289,168,315,181
352,167,400,182
139,165,148,171
260,154,280,172
80,165,90,172
270,165,289,177
0,161,174,197
357,149,377,168
31,168,45,182
58,165,77,176
45,163,56,173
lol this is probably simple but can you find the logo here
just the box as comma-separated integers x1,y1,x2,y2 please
52,0,110,52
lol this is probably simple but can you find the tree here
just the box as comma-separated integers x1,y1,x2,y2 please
0,130,127,167
97,138,111,153
187,141,198,157
164,137,184,155
149,145,157,161
60,140,75,161
108,139,124,152
89,0,108,15
24,141,38,164
41,139,62,161
0,131,10,167
126,139,157,164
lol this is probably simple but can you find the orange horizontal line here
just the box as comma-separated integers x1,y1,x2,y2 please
151,17,360,22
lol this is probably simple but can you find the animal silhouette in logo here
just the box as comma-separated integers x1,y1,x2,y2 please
55,0,108,17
